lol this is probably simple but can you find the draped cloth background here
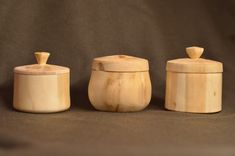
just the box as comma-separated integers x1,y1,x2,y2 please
0,0,235,155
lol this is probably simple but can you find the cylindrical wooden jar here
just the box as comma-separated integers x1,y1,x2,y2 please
13,52,70,113
165,46,223,113
88,55,152,112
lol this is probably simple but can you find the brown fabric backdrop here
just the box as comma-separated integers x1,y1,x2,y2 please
0,0,235,155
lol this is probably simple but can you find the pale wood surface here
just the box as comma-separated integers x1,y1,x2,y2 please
167,46,223,73
14,52,69,75
165,46,223,113
13,73,70,113
92,55,149,72
35,52,50,65
165,72,222,113
186,46,204,59
14,64,70,75
88,71,152,112
166,58,223,73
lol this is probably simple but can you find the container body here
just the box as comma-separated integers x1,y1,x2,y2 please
13,73,70,113
165,72,222,113
88,70,152,112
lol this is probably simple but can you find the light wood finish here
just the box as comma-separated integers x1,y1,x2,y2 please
165,46,223,113
13,73,70,113
167,47,223,73
165,72,222,113
92,55,149,72
13,52,70,113
14,64,70,75
186,46,204,59
89,55,151,112
35,52,50,65
14,52,69,75
88,71,151,112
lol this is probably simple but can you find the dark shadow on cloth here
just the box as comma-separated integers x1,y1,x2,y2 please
70,80,95,111
0,134,30,150
0,83,14,110
148,95,165,111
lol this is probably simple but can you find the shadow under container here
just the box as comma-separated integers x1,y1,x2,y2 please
165,46,223,113
88,55,152,112
13,52,70,113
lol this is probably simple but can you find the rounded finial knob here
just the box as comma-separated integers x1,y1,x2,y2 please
186,46,204,59
35,52,50,65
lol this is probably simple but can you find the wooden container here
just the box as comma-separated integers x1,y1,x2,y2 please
88,55,152,112
165,46,223,113
13,52,70,113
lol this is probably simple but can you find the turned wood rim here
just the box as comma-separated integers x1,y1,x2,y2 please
92,55,149,72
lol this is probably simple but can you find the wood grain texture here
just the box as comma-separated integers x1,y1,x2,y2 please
14,64,70,75
186,46,204,59
166,58,223,73
167,46,223,73
165,46,223,113
88,71,152,112
35,52,50,65
92,55,149,72
14,52,69,75
13,73,70,113
165,72,222,113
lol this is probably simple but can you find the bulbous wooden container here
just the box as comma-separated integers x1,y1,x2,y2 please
165,46,223,113
13,52,70,113
88,55,152,112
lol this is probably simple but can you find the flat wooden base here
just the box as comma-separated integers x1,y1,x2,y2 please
13,106,70,113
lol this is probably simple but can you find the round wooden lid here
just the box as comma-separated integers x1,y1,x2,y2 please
166,46,223,73
14,52,69,75
92,55,149,72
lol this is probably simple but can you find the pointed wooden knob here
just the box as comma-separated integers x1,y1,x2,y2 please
186,46,204,59
35,52,50,65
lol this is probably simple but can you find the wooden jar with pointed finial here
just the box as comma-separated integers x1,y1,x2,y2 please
165,46,223,113
88,55,152,112
13,52,70,113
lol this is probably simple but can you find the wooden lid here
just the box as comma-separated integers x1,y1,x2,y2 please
92,55,149,72
14,52,69,75
166,46,223,73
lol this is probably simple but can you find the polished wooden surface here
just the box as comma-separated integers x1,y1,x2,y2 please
92,55,149,72
165,72,222,113
165,46,223,113
166,47,223,73
89,71,152,112
14,52,69,75
13,52,70,113
13,73,70,113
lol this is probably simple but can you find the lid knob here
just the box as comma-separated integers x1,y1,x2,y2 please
35,52,50,65
186,46,204,59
